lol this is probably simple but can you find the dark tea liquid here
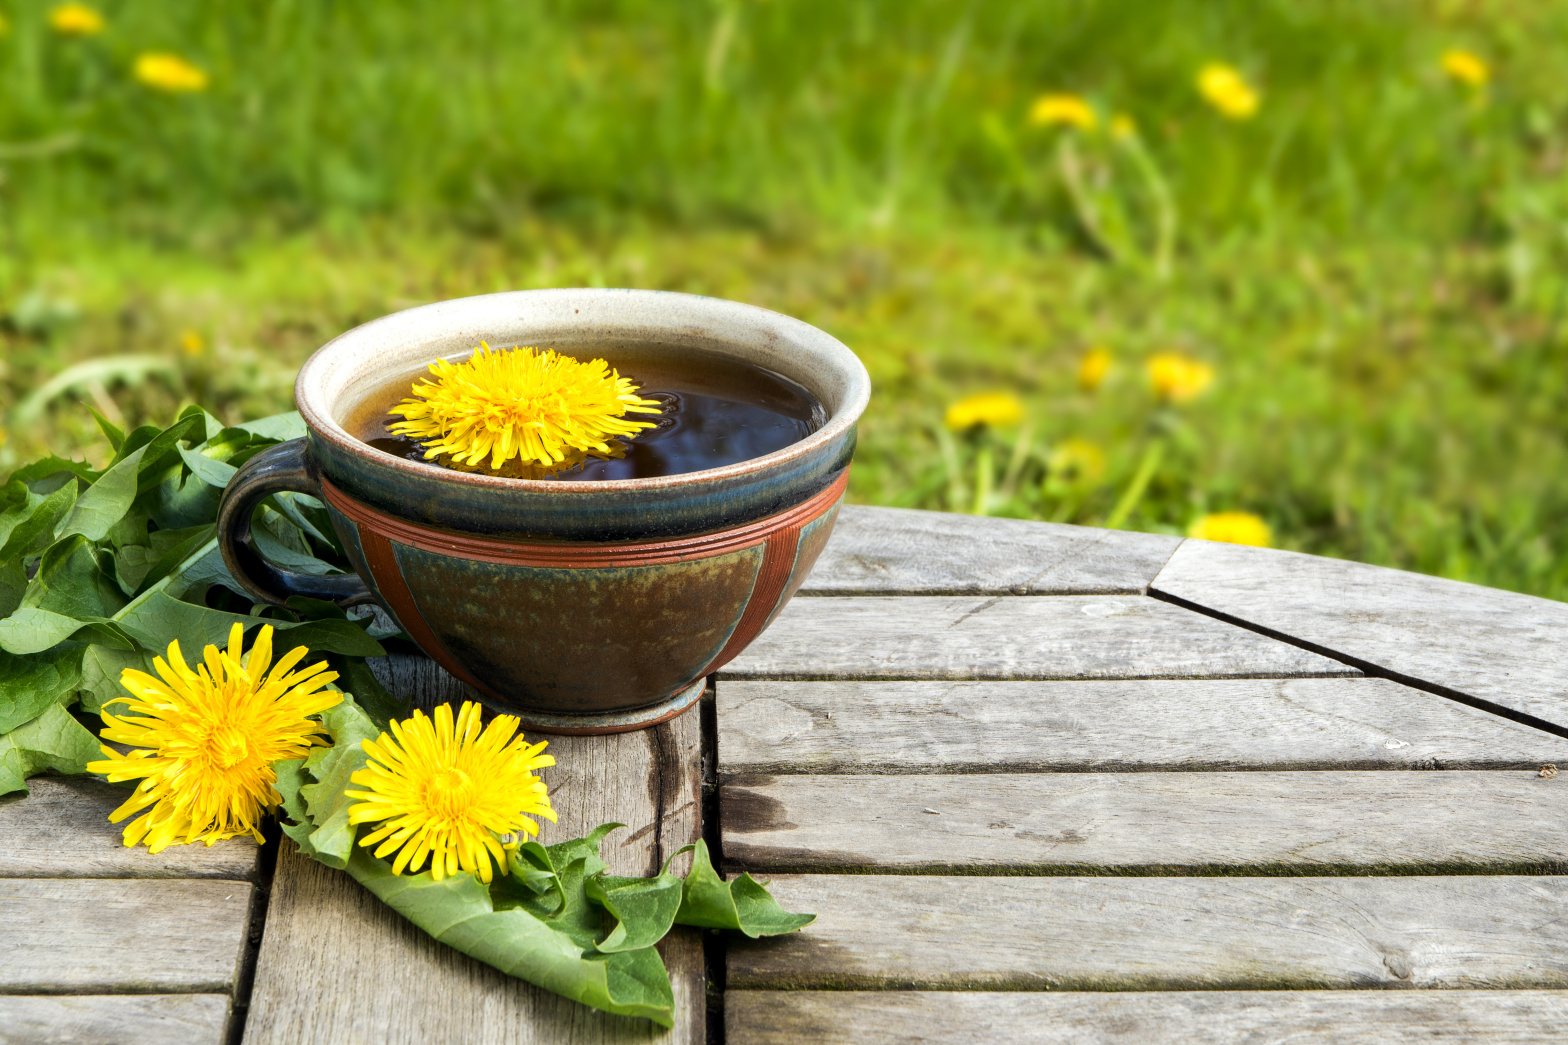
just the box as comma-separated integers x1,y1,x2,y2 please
346,348,825,481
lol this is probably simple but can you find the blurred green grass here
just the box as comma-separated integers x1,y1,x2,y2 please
4,0,1568,598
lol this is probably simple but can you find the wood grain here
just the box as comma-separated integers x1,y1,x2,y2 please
0,776,259,880
1151,539,1568,728
716,677,1568,774
798,506,1181,595
726,874,1568,990
0,879,253,992
0,995,230,1045
719,596,1356,680
726,990,1568,1045
243,654,706,1045
721,771,1566,873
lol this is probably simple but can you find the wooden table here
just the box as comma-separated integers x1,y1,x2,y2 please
5,505,1568,1044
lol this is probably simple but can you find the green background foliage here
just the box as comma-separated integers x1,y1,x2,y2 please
3,0,1566,597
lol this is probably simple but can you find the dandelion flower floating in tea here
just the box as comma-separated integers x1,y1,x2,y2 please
389,343,662,472
87,624,341,853
345,701,556,882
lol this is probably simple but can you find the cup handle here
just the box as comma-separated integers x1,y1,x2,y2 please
216,439,376,608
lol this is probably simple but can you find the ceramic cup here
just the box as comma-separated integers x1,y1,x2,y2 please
215,289,870,734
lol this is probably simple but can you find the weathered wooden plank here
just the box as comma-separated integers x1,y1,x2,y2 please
716,677,1568,774
1151,539,1568,728
243,653,706,1045
798,506,1181,595
0,995,231,1045
0,879,253,992
721,771,1565,873
727,874,1568,989
0,776,259,880
726,990,1568,1045
720,596,1355,680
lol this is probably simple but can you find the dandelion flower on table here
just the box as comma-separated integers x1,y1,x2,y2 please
1028,94,1096,131
1078,347,1113,392
49,3,104,35
1146,352,1215,404
389,343,662,472
945,392,1024,431
346,702,556,883
1196,63,1260,120
87,624,341,853
1189,511,1271,547
134,53,210,93
1441,49,1489,89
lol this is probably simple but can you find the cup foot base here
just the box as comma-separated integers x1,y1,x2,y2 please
501,676,707,735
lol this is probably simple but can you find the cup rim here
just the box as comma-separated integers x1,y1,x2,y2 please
294,288,870,494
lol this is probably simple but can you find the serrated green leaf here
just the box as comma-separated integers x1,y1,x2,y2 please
349,847,674,1026
0,559,25,619
0,607,135,655
273,756,323,857
129,524,216,597
114,591,383,658
298,694,381,869
56,445,147,543
78,644,153,714
674,839,815,937
22,535,127,620
589,872,684,953
329,655,409,729
177,444,239,489
0,644,85,733
0,481,78,562
239,411,307,442
6,457,98,487
0,699,99,797
89,406,126,451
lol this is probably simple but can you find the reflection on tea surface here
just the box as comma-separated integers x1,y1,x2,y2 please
348,348,824,481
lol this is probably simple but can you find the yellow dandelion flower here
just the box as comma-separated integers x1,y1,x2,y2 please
1146,352,1215,404
1109,113,1137,140
1188,511,1271,547
133,52,210,93
87,624,341,853
1028,93,1096,131
1197,63,1260,120
1048,438,1106,485
49,3,104,35
180,330,205,356
945,392,1024,431
1078,346,1113,392
389,343,662,472
345,702,556,883
1441,49,1489,89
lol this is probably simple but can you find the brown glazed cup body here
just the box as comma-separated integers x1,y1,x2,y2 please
216,289,870,733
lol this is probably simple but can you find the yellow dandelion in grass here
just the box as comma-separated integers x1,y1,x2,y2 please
87,625,341,853
1189,511,1271,547
180,330,205,356
1146,352,1215,404
945,392,1024,431
134,52,209,93
346,702,556,883
1048,438,1106,486
1442,49,1489,89
1109,113,1137,140
389,344,661,472
1078,346,1113,392
49,3,104,35
1028,93,1096,131
1197,63,1260,120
